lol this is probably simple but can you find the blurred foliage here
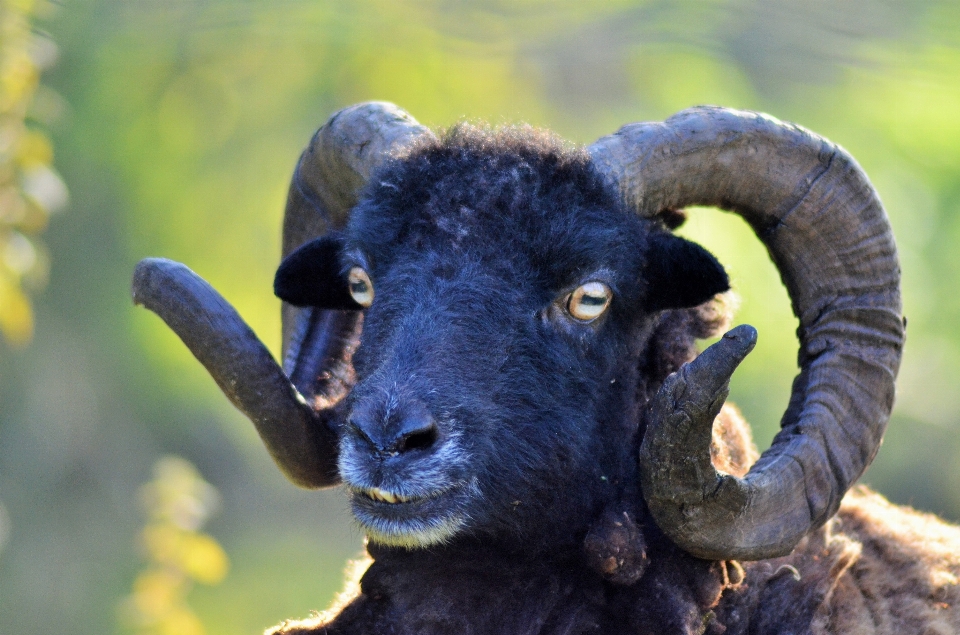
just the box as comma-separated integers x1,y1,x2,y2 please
2,1,960,634
119,457,229,635
0,0,67,346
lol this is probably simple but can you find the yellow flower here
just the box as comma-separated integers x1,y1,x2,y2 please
0,270,32,345
131,569,183,619
121,456,228,635
0,0,66,346
181,533,229,585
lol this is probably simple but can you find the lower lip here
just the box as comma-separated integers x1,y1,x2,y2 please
352,487,446,516
350,484,469,536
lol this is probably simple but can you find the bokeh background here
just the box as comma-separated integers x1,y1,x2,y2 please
2,1,960,633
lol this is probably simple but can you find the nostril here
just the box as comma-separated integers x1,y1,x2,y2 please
398,424,438,453
350,400,438,455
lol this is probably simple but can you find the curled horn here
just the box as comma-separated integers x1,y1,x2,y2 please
589,107,904,560
132,102,432,488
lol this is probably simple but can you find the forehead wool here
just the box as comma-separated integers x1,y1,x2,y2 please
348,123,648,289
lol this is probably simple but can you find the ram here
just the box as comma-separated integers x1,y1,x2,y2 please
133,103,960,634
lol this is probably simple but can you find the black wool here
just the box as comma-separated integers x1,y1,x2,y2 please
273,124,734,635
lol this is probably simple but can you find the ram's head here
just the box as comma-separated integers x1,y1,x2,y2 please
133,103,903,563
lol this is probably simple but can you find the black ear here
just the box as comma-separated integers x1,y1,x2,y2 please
274,235,362,310
644,232,729,312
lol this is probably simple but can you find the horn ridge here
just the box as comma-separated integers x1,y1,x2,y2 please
590,106,904,559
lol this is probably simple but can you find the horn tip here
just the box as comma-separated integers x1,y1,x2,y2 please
132,257,191,306
722,324,758,350
132,257,168,306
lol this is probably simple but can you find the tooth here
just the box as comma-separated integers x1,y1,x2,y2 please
366,488,402,503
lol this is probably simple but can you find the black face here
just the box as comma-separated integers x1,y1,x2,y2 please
275,127,727,551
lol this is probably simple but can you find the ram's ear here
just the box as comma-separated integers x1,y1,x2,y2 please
644,232,729,312
274,235,362,310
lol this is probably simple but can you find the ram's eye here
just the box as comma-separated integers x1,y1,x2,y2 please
566,282,612,321
348,267,374,307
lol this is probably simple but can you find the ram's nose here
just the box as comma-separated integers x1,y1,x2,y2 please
347,400,439,456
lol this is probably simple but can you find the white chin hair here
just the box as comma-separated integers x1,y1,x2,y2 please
363,515,466,549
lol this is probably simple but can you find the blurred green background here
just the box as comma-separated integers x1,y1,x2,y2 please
2,1,960,633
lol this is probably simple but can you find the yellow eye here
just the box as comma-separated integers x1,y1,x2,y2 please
567,282,612,321
348,267,374,307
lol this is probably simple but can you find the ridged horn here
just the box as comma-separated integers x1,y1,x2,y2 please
589,106,904,560
132,258,338,488
132,102,431,488
280,102,432,413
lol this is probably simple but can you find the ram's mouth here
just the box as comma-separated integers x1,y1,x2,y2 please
348,482,475,548
361,487,423,505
